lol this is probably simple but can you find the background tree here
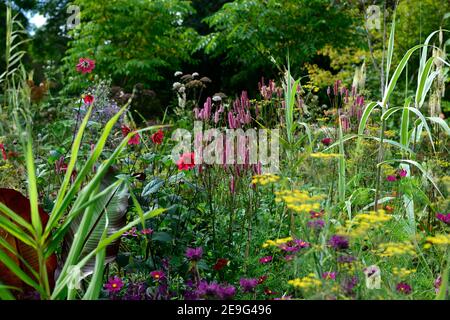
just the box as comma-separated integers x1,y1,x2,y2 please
63,0,198,94
202,0,357,90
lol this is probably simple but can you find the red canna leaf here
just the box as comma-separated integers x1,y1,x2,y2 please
0,188,57,295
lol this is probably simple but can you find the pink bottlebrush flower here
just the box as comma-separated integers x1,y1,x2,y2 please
104,276,124,293
76,58,95,74
259,256,273,264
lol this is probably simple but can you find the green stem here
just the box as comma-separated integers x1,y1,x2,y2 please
374,119,387,211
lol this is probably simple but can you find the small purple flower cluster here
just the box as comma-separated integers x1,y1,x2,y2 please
186,247,203,261
329,235,349,250
185,280,236,300
239,278,259,293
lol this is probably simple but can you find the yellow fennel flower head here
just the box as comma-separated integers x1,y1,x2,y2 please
262,236,293,248
288,274,322,290
275,190,325,214
377,242,416,258
339,210,392,238
424,234,450,248
310,152,341,159
392,267,416,278
251,173,280,185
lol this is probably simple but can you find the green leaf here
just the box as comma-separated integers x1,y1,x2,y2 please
142,178,165,197
358,101,380,135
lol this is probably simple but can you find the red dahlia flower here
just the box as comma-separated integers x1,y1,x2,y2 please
151,129,164,144
121,125,140,145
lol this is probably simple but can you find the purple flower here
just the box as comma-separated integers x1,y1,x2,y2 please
278,239,309,252
434,276,442,294
279,243,299,253
216,285,236,300
329,235,349,250
259,256,273,264
196,280,220,298
186,247,203,261
308,219,325,229
239,278,258,293
123,281,147,300
337,255,356,264
193,280,236,300
104,276,124,293
396,282,412,294
122,227,138,237
294,239,310,248
436,213,450,225
321,137,332,146
342,276,358,295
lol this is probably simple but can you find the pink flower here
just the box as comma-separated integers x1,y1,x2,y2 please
398,169,407,178
396,282,412,294
310,210,324,219
386,175,397,182
322,272,336,280
104,276,124,293
123,227,138,237
259,256,273,264
150,270,165,282
284,255,295,262
177,152,195,171
121,125,140,145
76,58,95,74
436,213,450,225
141,228,153,235
83,94,94,105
